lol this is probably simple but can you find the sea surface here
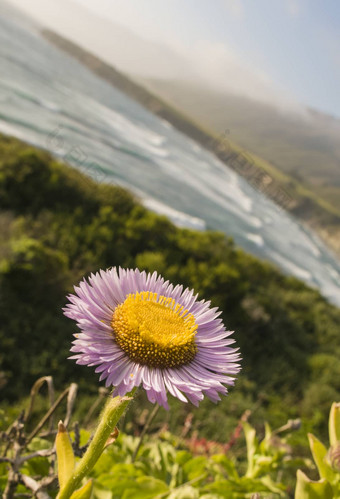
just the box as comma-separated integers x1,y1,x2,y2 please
1,7,340,306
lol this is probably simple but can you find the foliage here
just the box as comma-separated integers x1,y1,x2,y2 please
295,403,340,498
1,134,340,438
0,378,315,498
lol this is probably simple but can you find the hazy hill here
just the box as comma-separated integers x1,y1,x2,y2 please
142,79,340,211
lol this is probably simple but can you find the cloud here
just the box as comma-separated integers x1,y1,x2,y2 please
179,40,306,114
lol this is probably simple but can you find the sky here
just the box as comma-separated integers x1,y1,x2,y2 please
5,0,340,117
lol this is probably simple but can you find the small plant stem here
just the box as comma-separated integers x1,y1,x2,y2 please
131,404,160,462
57,392,135,499
27,385,76,444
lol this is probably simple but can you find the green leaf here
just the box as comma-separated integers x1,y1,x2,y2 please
142,441,176,478
27,437,51,451
70,429,91,448
202,480,236,498
175,450,192,466
93,485,112,499
0,462,7,477
259,422,272,453
259,475,286,496
308,433,335,482
71,480,93,499
295,470,333,499
93,463,142,496
203,478,261,498
0,477,8,492
211,454,239,480
21,456,50,477
238,476,282,493
329,403,340,447
167,485,199,498
183,456,207,481
121,476,169,499
242,422,257,478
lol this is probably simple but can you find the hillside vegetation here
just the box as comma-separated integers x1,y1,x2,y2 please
1,134,340,441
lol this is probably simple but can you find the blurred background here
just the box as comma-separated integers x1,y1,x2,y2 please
1,0,340,465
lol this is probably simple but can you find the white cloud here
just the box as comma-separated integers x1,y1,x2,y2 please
183,40,306,114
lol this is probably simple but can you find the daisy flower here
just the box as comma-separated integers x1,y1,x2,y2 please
64,268,241,409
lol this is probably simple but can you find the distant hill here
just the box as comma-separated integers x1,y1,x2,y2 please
142,79,340,212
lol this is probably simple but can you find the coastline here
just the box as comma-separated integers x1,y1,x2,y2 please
41,29,340,259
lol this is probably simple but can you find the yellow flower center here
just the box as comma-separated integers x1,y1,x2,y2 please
111,291,198,368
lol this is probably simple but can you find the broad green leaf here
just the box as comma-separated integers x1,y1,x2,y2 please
211,454,239,480
92,452,117,476
71,480,93,499
27,437,51,451
21,456,50,477
183,456,207,481
55,421,75,489
93,485,112,499
202,480,247,499
93,464,142,496
238,476,281,493
121,476,169,499
329,403,340,447
202,480,236,498
295,470,333,499
308,433,335,482
175,450,192,466
93,453,136,477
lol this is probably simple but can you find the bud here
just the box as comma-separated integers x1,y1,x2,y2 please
56,420,75,489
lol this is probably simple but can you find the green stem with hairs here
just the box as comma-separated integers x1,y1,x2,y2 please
57,390,135,499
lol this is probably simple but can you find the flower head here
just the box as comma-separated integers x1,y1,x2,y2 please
64,268,241,409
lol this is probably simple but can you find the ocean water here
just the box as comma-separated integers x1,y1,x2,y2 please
1,9,340,306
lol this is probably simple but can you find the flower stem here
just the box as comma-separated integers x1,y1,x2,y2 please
57,391,135,499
